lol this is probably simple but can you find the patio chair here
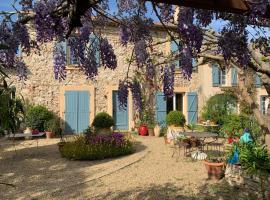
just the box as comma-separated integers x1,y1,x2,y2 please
171,130,192,157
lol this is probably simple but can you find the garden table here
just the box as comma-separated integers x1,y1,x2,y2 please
4,132,45,154
176,132,219,159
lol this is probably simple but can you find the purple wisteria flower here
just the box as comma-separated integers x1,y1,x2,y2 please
100,38,117,70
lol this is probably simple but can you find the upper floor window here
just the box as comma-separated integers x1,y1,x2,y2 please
170,40,197,70
55,34,100,67
219,69,226,86
212,64,238,87
261,96,269,115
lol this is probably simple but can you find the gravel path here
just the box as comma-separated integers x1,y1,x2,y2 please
0,136,246,200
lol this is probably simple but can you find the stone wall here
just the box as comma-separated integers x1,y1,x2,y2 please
225,164,270,200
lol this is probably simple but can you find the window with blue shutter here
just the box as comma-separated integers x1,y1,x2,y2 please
192,58,197,70
170,40,180,68
212,63,220,87
187,92,198,124
58,34,100,66
155,92,167,127
254,74,262,88
66,37,79,65
90,34,100,66
55,40,67,65
231,67,238,86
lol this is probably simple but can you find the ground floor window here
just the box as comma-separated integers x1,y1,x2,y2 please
166,93,183,114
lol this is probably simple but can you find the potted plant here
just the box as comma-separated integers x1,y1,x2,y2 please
147,123,156,136
44,118,60,139
166,111,186,129
203,153,225,180
92,112,114,135
25,105,54,132
225,130,235,144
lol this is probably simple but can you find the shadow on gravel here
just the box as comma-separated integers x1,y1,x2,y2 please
91,180,259,200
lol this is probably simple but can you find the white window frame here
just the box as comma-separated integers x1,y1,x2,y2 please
219,68,226,86
262,96,269,115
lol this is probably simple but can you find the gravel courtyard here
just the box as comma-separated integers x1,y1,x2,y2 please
0,136,251,200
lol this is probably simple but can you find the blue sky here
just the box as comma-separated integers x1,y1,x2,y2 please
0,0,268,38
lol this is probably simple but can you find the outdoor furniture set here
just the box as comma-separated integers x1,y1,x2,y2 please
168,129,225,160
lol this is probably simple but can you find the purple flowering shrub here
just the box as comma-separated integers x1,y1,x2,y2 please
59,133,134,160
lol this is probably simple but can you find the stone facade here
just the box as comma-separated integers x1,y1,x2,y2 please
9,24,268,131
9,25,201,130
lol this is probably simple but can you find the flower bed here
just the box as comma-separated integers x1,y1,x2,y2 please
58,133,134,160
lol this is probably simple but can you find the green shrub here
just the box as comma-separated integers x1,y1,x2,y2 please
25,105,53,131
159,126,167,137
202,93,237,125
83,126,94,135
44,118,61,135
166,111,186,127
59,133,134,160
92,112,114,128
220,114,262,140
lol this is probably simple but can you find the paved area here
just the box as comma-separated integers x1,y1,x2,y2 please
0,136,254,200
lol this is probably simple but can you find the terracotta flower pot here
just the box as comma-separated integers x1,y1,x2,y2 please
148,128,154,136
203,160,225,180
46,131,54,139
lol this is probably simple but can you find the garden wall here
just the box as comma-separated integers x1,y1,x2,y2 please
225,164,270,200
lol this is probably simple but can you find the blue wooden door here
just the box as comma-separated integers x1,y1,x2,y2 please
65,91,90,134
187,92,198,125
77,91,90,133
113,91,128,130
155,92,167,127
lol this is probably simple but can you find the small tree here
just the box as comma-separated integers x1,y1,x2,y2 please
202,93,237,125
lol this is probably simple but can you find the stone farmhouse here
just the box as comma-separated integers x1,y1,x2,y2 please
10,23,269,133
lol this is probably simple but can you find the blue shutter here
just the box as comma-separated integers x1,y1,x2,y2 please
192,58,197,69
254,74,261,88
212,64,220,87
90,34,100,66
155,92,167,127
187,92,198,124
231,67,238,86
56,40,67,65
113,91,128,130
170,40,179,68
77,91,90,133
65,91,78,134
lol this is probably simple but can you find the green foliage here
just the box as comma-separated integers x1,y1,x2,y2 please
202,93,237,125
141,108,156,127
239,143,270,175
92,112,114,128
166,111,186,127
25,105,53,131
0,79,24,133
44,117,61,135
159,126,167,137
59,135,134,160
220,114,262,140
83,126,94,135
